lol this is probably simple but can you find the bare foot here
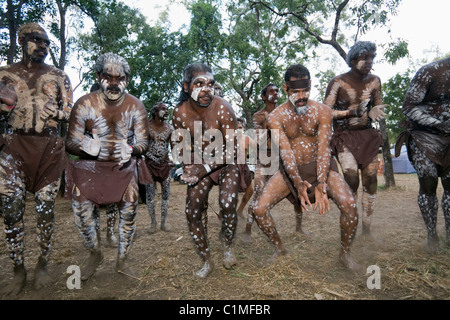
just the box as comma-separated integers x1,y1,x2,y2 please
147,224,157,234
81,250,103,281
195,260,214,278
34,257,53,290
339,252,363,273
360,232,383,248
423,236,440,254
0,264,27,297
223,247,237,269
266,247,287,264
241,231,253,244
296,227,313,237
116,258,137,278
106,231,118,248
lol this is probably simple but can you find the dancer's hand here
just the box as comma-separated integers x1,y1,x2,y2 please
354,99,370,117
81,129,101,156
180,164,208,186
368,104,387,121
295,180,312,212
313,182,330,215
119,139,133,165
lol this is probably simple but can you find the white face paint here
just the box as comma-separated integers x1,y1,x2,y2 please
190,74,214,107
288,89,310,115
100,62,127,101
356,60,366,71
191,87,203,102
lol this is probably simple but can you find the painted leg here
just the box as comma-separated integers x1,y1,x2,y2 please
442,190,450,247
0,194,27,297
418,192,439,253
361,192,376,235
145,182,157,233
33,197,56,290
160,177,171,231
294,203,311,235
73,195,103,281
186,179,214,278
105,203,118,247
441,174,450,247
116,202,138,275
242,203,255,243
338,205,361,273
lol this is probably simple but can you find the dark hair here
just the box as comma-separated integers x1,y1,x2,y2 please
178,62,213,103
284,64,310,82
237,117,246,125
261,83,277,97
346,41,376,67
90,83,101,92
150,101,165,118
94,52,130,78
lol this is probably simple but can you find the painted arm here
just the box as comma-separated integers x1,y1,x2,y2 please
313,105,333,214
323,79,365,119
402,66,449,133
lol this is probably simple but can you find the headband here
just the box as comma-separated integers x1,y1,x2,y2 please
285,79,310,89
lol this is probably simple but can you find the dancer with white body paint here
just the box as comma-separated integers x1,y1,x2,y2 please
0,23,73,296
172,63,249,278
65,53,149,280
242,83,309,243
252,64,361,272
235,117,254,218
89,82,119,247
324,41,386,238
144,102,173,233
395,58,450,253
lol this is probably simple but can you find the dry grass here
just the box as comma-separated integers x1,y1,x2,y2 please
0,174,449,300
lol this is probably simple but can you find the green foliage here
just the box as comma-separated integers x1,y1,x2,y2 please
0,0,53,63
382,70,412,144
1,0,411,124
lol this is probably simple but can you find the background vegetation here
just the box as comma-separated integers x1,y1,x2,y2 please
1,0,449,187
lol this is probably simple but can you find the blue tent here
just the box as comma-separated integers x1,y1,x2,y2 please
391,146,416,174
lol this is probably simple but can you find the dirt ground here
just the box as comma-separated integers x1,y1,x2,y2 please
0,173,448,301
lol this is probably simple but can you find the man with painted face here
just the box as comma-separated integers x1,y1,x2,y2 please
65,52,149,280
252,64,361,272
144,102,174,233
242,83,309,243
172,62,248,278
0,23,73,296
324,41,386,239
395,58,450,253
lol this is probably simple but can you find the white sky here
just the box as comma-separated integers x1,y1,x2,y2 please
128,0,450,100
69,0,450,101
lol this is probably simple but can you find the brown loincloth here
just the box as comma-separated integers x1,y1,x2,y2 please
208,163,252,193
331,127,383,169
145,158,171,183
0,134,67,193
65,158,137,205
395,128,450,176
281,159,339,205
